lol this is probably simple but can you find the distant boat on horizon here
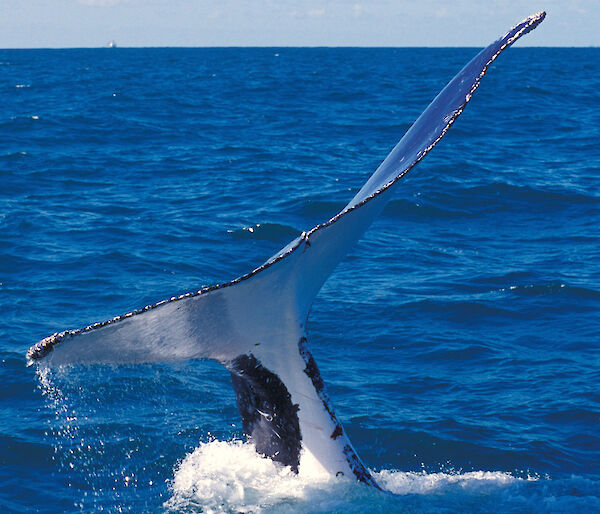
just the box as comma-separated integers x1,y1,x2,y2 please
105,41,117,48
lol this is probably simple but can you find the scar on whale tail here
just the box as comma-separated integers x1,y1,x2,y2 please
27,13,545,488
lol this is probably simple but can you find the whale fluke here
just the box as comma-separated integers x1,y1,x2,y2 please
27,13,545,486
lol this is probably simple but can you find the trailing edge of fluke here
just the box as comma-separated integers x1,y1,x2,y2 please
27,13,545,487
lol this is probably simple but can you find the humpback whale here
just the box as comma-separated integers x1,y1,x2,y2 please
27,13,545,488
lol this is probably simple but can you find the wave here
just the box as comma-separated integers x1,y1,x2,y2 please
381,182,598,220
228,222,301,243
501,283,600,300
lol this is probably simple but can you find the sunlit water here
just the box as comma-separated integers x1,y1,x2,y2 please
1,47,599,512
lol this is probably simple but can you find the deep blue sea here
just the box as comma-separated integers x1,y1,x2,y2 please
1,47,599,512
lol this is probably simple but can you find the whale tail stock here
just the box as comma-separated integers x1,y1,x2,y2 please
27,13,545,486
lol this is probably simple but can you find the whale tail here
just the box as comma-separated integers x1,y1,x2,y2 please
27,13,545,485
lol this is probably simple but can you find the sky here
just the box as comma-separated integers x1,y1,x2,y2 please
0,0,597,48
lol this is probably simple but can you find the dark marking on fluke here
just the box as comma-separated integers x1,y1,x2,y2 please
298,337,380,488
331,425,343,440
228,353,302,472
343,445,379,487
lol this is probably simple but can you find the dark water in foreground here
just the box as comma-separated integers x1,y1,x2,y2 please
1,47,599,512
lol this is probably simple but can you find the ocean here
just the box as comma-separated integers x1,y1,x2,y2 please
1,46,598,512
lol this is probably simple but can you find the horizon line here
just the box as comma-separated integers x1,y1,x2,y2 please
1,44,598,50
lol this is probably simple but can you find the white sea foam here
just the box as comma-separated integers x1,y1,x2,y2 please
376,468,522,495
166,440,336,513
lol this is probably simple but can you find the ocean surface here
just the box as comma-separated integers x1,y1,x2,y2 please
1,46,599,512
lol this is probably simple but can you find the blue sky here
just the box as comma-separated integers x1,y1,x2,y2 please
0,1,597,48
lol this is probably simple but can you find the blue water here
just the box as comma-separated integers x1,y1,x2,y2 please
1,47,599,512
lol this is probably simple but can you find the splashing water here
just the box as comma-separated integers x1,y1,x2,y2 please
28,365,600,512
165,439,598,513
